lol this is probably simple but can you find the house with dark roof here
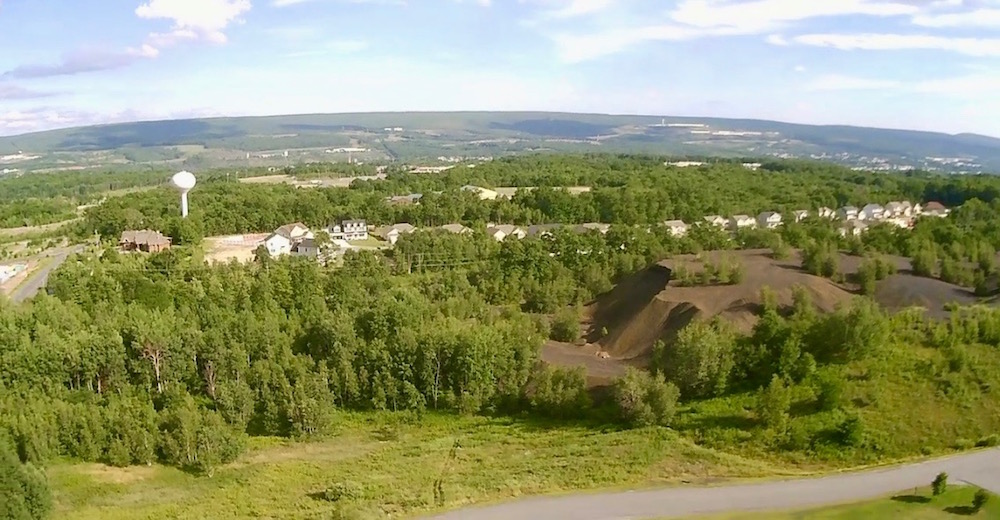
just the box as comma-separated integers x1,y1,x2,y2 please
923,201,949,218
119,230,171,253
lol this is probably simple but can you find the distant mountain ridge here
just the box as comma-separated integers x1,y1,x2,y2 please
1,111,997,174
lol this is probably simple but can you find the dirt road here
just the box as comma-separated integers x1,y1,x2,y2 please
426,448,1000,520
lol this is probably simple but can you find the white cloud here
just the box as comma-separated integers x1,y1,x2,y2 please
787,33,1000,56
805,74,901,91
0,106,225,136
912,8,1000,28
670,0,918,33
543,0,931,62
284,39,369,56
273,0,406,6
804,71,1000,97
546,0,613,18
794,65,806,72
136,0,251,45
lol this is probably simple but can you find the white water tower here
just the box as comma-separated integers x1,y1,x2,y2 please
171,170,197,218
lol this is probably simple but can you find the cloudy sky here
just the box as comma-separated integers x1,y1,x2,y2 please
1,0,999,137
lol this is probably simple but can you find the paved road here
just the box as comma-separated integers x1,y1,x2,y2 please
11,246,81,303
427,448,1000,520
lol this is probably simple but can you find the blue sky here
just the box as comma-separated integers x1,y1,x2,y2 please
2,0,1000,137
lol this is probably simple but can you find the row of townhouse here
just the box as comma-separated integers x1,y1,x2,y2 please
263,199,955,258
662,200,950,239
263,219,373,258
834,201,948,223
484,222,611,242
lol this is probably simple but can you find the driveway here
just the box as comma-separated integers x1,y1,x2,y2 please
427,448,1000,520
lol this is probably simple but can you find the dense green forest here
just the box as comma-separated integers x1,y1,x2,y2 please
5,155,1000,518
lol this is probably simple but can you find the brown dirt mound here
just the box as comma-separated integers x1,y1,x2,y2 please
540,341,632,387
875,274,986,319
586,250,856,363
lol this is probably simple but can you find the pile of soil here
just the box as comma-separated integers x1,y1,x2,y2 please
587,250,854,363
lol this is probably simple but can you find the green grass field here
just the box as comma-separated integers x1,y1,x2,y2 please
695,486,1000,519
48,412,785,520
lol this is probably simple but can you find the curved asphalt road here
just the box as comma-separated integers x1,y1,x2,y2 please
427,448,1000,520
11,246,82,303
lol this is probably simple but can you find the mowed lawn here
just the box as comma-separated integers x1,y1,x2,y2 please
48,412,783,520
694,486,1000,519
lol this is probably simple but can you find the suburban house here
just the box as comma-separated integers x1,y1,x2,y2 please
486,224,526,241
120,230,172,253
374,223,417,245
860,204,885,221
792,210,809,222
386,193,423,205
837,206,860,221
663,220,689,237
461,185,500,201
703,215,727,228
526,224,561,238
884,201,911,218
439,223,471,234
291,238,320,258
922,201,950,218
839,220,869,237
579,222,611,235
264,232,293,257
329,219,369,241
274,222,313,241
817,207,836,219
757,211,783,229
729,215,757,231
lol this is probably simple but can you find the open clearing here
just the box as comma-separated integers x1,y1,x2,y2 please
203,233,269,264
0,217,79,239
49,412,782,520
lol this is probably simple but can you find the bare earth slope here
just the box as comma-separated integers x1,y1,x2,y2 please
542,250,997,384
589,250,854,363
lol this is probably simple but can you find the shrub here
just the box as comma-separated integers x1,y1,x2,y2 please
758,376,791,434
612,368,681,427
814,371,846,411
322,481,364,503
728,262,746,284
834,413,865,447
976,434,1000,448
973,489,990,512
655,320,735,399
954,438,976,450
932,472,948,496
528,365,591,419
0,440,51,520
550,307,581,343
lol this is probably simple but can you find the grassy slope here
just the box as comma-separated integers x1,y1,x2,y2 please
675,341,1000,468
48,413,782,520
694,486,1000,519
